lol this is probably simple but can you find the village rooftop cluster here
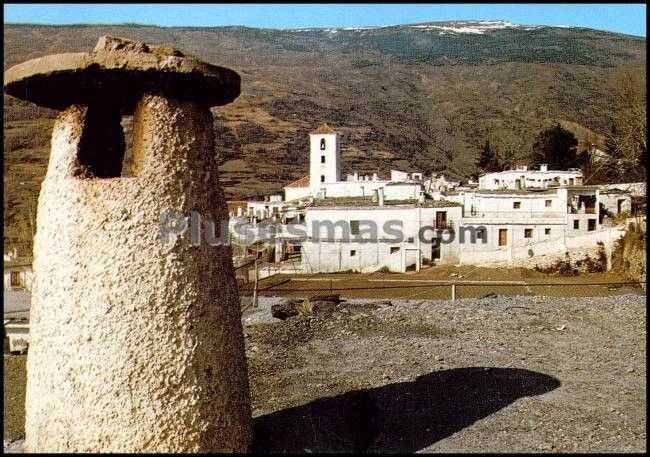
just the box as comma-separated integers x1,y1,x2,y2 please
224,124,641,276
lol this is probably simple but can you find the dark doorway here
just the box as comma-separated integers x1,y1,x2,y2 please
431,238,441,260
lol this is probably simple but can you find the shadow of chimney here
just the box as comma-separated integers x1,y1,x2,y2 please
252,367,560,453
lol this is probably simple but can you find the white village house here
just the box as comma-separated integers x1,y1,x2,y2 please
478,164,583,190
446,185,603,264
3,249,33,291
301,194,462,273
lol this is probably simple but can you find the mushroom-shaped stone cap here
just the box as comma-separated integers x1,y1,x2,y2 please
3,35,240,113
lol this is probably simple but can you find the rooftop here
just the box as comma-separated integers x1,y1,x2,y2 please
4,257,32,269
481,168,583,177
306,196,462,209
310,123,337,135
447,188,557,196
284,175,310,188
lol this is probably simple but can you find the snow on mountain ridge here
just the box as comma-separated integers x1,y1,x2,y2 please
407,20,541,34
287,21,546,34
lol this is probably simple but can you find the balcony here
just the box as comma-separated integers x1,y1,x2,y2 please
567,206,596,214
434,220,455,231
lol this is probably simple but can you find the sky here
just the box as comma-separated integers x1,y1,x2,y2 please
3,3,647,37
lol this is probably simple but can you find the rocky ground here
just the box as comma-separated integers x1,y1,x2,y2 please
4,294,646,452
244,294,646,453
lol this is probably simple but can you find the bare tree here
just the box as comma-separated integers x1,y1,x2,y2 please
605,66,646,180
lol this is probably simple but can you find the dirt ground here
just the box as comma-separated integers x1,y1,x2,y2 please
5,292,645,452
244,294,646,453
3,355,26,442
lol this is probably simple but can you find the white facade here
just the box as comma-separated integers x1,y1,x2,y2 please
3,260,33,291
445,186,602,264
284,184,311,202
301,202,463,273
600,190,632,216
479,165,583,190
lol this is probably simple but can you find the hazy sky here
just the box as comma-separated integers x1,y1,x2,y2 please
3,3,647,37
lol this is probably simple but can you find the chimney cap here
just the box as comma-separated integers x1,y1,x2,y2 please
3,35,240,112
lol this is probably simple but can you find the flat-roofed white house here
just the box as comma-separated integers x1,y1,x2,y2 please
3,251,33,291
479,164,583,190
301,195,463,273
446,185,603,264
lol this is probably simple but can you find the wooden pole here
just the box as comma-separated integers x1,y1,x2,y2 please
253,259,259,308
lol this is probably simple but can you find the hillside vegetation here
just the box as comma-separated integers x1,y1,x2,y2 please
3,22,646,251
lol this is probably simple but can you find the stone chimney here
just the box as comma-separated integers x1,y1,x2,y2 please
540,164,548,172
4,36,251,452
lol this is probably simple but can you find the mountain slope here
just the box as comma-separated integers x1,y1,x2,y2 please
3,22,646,250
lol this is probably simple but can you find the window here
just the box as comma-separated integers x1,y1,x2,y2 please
407,237,414,243
10,271,20,287
545,228,551,235
320,175,325,183
513,201,521,209
350,250,356,257
390,247,400,254
476,229,484,240
320,138,326,150
321,155,326,164
573,220,580,230
588,219,596,231
524,228,533,238
545,200,552,207
350,220,360,235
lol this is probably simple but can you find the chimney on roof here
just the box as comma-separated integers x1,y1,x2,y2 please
540,164,548,172
378,187,385,207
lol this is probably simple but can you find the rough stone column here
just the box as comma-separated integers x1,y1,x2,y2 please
4,36,251,452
